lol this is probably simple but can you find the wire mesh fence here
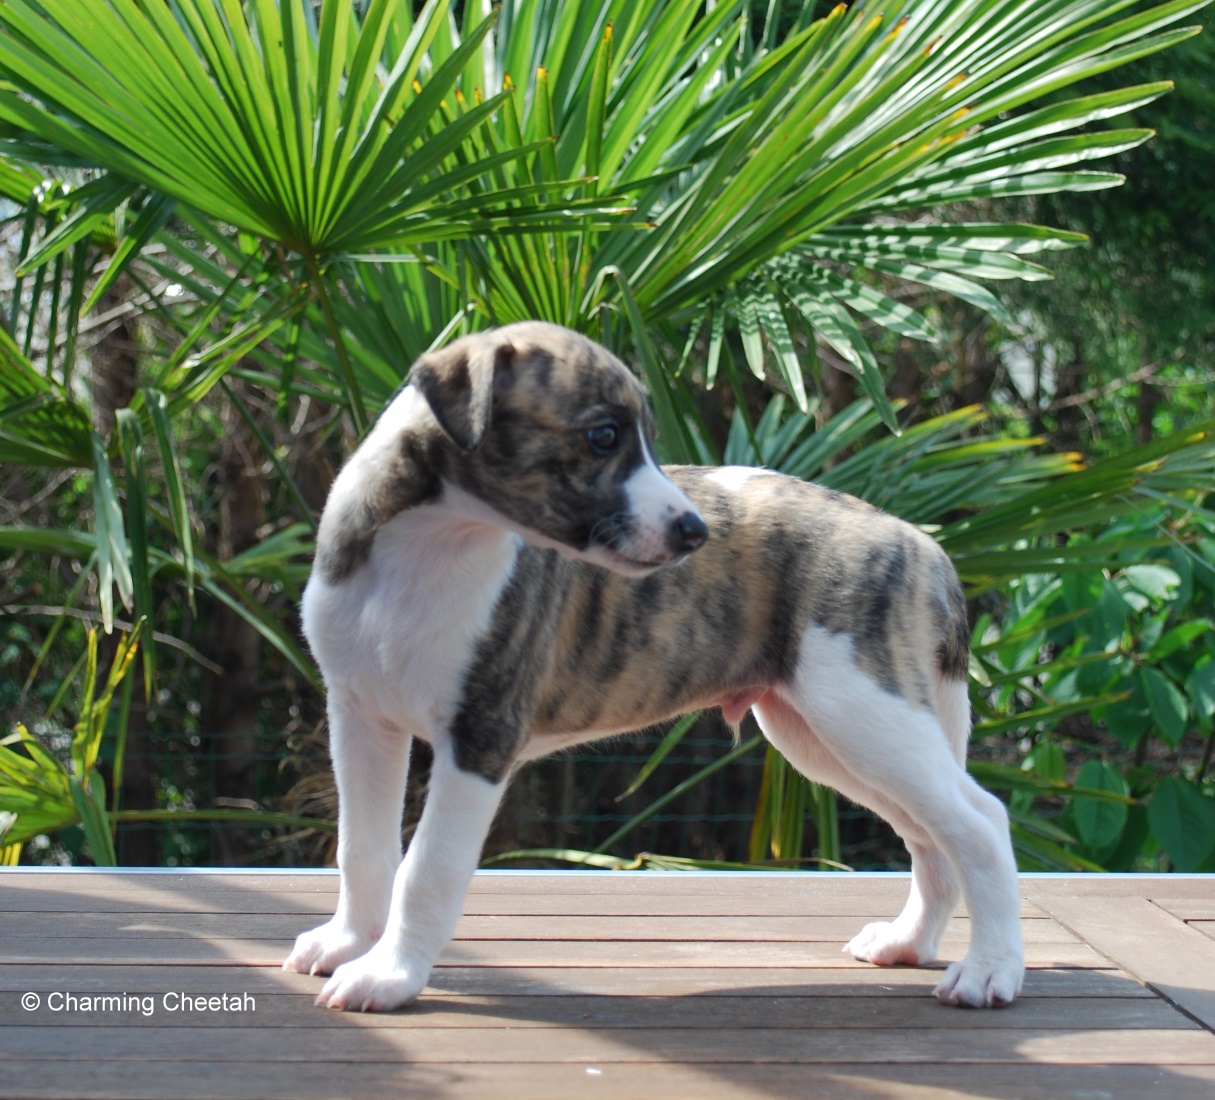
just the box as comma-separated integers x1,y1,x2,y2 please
23,721,906,871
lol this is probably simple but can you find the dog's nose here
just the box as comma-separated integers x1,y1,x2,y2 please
668,511,708,554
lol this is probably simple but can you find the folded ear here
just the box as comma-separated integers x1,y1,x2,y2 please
409,333,515,451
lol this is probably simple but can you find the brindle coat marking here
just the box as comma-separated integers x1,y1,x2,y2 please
456,469,967,782
286,321,1024,1015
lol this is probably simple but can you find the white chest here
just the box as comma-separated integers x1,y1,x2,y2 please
302,504,521,740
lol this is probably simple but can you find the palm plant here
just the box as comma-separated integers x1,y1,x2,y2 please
411,0,1206,434
0,0,1211,867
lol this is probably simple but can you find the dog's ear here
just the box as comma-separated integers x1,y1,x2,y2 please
410,334,516,451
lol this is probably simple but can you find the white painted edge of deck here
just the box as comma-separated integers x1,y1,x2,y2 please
0,867,1213,879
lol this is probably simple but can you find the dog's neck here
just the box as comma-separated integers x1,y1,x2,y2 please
372,493,522,592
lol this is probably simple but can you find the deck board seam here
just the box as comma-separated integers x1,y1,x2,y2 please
1143,900,1215,1038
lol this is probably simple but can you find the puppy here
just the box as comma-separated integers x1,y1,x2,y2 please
284,321,1024,1011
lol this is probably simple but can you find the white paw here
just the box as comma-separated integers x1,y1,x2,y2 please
934,952,1024,1008
282,919,378,977
315,945,425,1012
846,921,937,967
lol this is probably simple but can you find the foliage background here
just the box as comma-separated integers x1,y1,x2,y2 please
1,0,1213,873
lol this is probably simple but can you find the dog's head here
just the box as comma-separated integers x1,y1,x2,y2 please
409,322,707,575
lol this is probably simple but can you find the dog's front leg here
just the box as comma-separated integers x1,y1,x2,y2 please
315,740,507,1012
284,695,410,977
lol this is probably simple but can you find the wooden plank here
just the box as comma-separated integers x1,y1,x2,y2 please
1022,876,1215,900
0,872,340,893
422,964,1153,999
7,1059,1215,1100
1,991,1189,1031
5,870,1211,899
1036,896,1215,1031
0,882,1049,919
3,1024,1213,1065
3,936,1106,969
0,964,1150,999
1190,921,1215,942
1155,899,1215,921
4,871,924,897
0,1060,1209,1100
0,872,918,905
0,912,1073,944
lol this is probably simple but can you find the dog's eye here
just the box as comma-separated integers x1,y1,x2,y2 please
586,422,620,455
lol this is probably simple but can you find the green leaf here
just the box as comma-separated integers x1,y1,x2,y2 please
90,430,132,634
1102,691,1153,749
967,761,1136,803
0,327,93,467
784,279,897,433
600,265,698,464
1023,740,1065,782
1123,563,1181,601
1187,660,1215,730
68,772,116,867
1140,666,1189,746
1010,820,1106,872
1150,619,1213,662
15,174,136,275
615,712,701,803
81,192,176,315
1147,777,1215,871
1072,760,1130,856
145,389,196,597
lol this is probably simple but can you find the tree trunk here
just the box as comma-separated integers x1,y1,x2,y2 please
1135,379,1160,446
202,386,267,864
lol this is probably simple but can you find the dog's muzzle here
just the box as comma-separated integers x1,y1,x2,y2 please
666,510,708,555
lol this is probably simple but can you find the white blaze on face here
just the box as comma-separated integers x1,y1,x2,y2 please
607,426,702,569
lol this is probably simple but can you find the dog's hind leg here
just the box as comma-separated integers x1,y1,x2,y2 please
752,694,959,968
316,739,507,1012
765,627,1023,1007
284,693,410,977
846,674,974,966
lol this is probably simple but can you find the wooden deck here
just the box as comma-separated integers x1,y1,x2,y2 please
3,871,1215,1099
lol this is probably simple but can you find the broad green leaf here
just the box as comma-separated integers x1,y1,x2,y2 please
1150,620,1213,661
1072,760,1130,855
1102,691,1153,749
1140,667,1189,746
1186,660,1215,732
1123,563,1181,601
1022,740,1065,782
1147,777,1215,871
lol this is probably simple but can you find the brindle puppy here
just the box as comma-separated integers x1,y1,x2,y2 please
285,321,1024,1011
